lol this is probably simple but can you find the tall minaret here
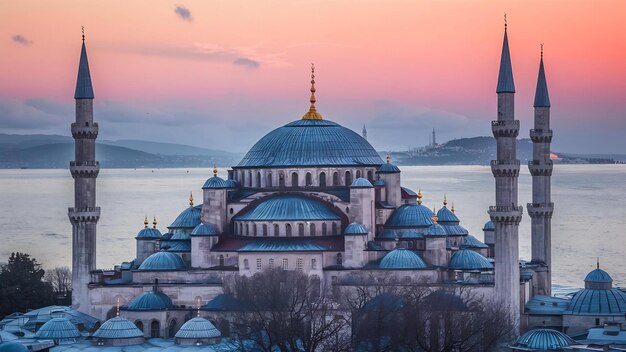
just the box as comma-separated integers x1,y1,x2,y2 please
528,46,553,296
68,30,100,312
432,128,436,147
489,19,522,325
362,124,368,140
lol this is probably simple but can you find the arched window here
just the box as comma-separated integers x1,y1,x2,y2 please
244,259,249,270
356,170,361,179
241,172,246,186
253,223,257,237
291,172,299,187
168,319,177,339
322,223,328,236
311,258,317,269
332,172,339,186
150,320,160,338
346,207,350,214
367,170,373,181
246,223,249,236
286,223,292,237
135,320,144,334
248,171,252,187
306,172,312,186
256,172,261,187
267,173,273,187
332,223,338,235
282,258,288,270
230,208,234,214
274,224,280,237
310,223,316,236
319,172,326,187
345,171,352,186
219,255,224,266
279,173,285,188
263,224,268,237
298,223,305,236
337,253,343,266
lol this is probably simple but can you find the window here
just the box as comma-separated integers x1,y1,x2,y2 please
168,319,177,339
297,258,304,271
345,171,352,186
367,170,373,181
291,172,299,187
257,258,262,270
241,171,245,185
310,223,316,236
274,224,280,237
346,207,350,214
596,318,600,326
230,208,234,214
253,223,257,236
356,170,361,179
263,224,268,237
282,258,288,270
267,173,273,187
246,223,249,236
306,172,312,186
332,172,339,186
256,172,261,187
279,173,285,187
219,255,224,266
135,320,144,333
322,223,328,236
286,223,292,237
244,259,249,269
336,253,343,266
332,223,338,235
298,223,305,236
269,258,274,269
311,258,317,269
319,172,326,187
248,171,252,187
150,320,160,338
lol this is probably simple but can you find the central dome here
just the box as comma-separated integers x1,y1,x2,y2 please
236,119,383,168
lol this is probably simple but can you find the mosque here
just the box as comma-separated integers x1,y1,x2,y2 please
3,23,626,352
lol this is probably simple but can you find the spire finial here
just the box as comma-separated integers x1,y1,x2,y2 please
432,207,438,224
81,25,85,41
196,298,201,317
504,13,507,31
451,202,455,213
302,63,323,120
443,194,448,206
189,192,194,207
116,297,120,317
153,216,157,229
144,216,148,228
213,162,217,177
417,189,423,205
386,153,391,164
540,43,544,59
597,257,600,269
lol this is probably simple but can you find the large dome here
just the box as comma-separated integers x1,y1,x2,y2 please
236,119,383,168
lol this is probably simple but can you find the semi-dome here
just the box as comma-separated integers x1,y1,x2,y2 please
234,195,340,221
425,223,447,237
0,342,28,352
124,290,173,311
379,249,427,269
385,204,433,228
202,176,229,189
344,222,368,235
513,329,575,350
138,251,186,271
92,316,144,339
169,205,201,229
191,223,219,236
175,317,221,339
437,206,459,223
483,220,495,231
351,178,373,188
236,119,383,168
460,235,488,249
449,249,493,270
136,227,161,239
34,317,81,339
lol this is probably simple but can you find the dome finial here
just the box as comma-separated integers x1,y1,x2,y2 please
144,215,148,228
189,192,194,207
302,63,323,120
443,194,448,206
597,257,600,269
417,189,423,205
152,216,157,229
504,13,507,31
386,153,391,164
81,25,85,41
432,207,438,224
196,297,201,317
451,202,456,213
116,297,120,317
213,162,218,177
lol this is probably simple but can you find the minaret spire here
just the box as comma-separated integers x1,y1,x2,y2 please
496,15,515,93
302,63,323,120
533,44,551,107
75,29,94,99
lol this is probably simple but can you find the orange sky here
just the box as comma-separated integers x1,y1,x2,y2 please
1,0,625,153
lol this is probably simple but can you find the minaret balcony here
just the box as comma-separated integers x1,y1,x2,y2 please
527,202,554,218
71,122,99,139
528,160,553,176
530,129,553,143
490,160,520,177
491,120,520,138
488,205,523,224
70,161,100,178
68,206,101,224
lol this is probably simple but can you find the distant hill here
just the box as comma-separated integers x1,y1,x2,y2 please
99,139,236,157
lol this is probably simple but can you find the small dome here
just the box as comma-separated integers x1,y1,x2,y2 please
441,224,469,235
161,232,173,240
425,223,447,237
378,162,400,173
449,249,493,270
225,179,238,188
351,178,373,188
234,195,340,221
170,231,191,240
437,206,459,223
379,249,427,269
175,317,221,339
92,316,144,339
169,205,201,229
138,251,186,271
191,223,219,236
461,235,488,249
585,268,613,284
565,287,626,315
514,329,575,350
136,227,162,239
373,179,385,186
0,342,28,352
35,317,81,339
344,222,368,235
483,220,495,231
385,204,433,228
202,176,229,189
125,290,173,311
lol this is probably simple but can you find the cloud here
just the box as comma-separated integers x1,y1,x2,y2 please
233,57,260,69
12,34,32,46
174,5,192,21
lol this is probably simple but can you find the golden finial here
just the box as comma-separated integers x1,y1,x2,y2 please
451,202,456,213
386,153,391,164
189,192,194,207
432,207,438,224
144,216,148,228
597,257,600,269
152,216,157,229
443,194,448,206
213,162,218,177
302,63,323,120
196,298,201,318
540,43,544,59
504,13,507,31
417,189,423,205
81,25,85,41
116,297,120,317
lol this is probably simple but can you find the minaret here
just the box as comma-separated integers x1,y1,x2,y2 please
432,128,436,147
362,125,368,140
528,46,553,296
68,29,100,312
489,19,522,325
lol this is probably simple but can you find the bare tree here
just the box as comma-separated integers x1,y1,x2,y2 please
44,266,72,293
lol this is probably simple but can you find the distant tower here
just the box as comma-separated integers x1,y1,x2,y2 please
432,128,437,147
68,30,100,312
528,46,553,296
362,124,368,140
489,20,522,325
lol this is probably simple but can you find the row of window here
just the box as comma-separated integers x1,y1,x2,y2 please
237,169,375,188
242,254,343,271
234,222,340,237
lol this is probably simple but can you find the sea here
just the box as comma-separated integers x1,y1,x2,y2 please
1,165,624,295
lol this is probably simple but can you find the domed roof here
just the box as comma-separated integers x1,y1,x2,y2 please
136,227,161,239
373,179,385,186
385,204,433,228
0,342,28,352
191,223,219,236
35,317,81,339
565,288,626,315
125,290,173,311
379,249,427,269
449,249,493,270
585,268,613,283
138,251,186,271
225,179,238,188
236,119,383,168
461,235,488,249
344,222,368,235
514,329,575,350
483,220,495,231
437,206,459,223
351,178,373,188
175,317,221,339
169,205,201,229
234,195,340,221
202,176,229,189
378,162,401,173
425,223,447,237
92,316,144,339
170,231,191,240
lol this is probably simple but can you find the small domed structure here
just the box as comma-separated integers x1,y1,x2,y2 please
202,176,229,189
449,249,493,270
135,227,161,239
512,329,575,351
175,317,221,345
92,316,144,346
138,251,186,271
379,248,427,269
378,162,401,174
169,205,201,229
585,268,612,284
461,235,488,249
425,223,447,237
437,206,459,223
190,223,219,236
34,317,81,341
124,290,173,311
385,204,433,228
344,222,368,235
565,267,626,315
225,179,238,188
483,220,495,231
351,178,373,188
0,342,28,352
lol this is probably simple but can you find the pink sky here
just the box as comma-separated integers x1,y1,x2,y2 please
1,0,625,153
